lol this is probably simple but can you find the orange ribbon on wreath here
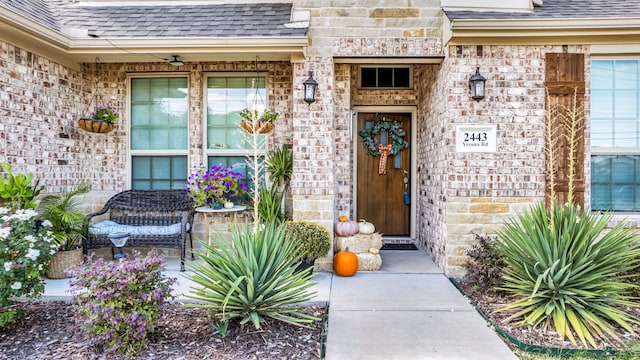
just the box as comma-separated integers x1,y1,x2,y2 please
378,144,393,175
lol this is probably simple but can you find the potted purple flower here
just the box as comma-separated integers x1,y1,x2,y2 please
186,164,248,209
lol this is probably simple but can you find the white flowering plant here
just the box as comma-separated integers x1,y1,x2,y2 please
0,207,57,326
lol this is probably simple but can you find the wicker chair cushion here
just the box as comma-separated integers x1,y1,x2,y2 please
89,220,182,236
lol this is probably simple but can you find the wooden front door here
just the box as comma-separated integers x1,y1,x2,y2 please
357,113,411,236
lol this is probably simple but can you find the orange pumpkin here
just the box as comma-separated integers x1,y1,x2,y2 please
333,248,359,277
338,215,349,222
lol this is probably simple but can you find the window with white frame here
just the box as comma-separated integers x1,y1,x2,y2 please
130,76,189,189
205,73,268,188
591,60,640,211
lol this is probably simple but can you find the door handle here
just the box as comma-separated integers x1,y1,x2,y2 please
403,169,410,205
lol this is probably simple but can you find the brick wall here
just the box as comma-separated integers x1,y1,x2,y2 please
420,44,591,275
0,42,295,215
0,42,124,213
290,0,445,268
2,2,608,276
333,63,352,214
416,62,449,270
300,0,445,218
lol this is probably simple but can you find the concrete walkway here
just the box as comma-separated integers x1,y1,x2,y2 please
324,250,517,360
41,249,517,360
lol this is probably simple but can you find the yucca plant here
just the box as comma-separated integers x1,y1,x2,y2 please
186,223,319,329
248,183,286,225
496,200,640,348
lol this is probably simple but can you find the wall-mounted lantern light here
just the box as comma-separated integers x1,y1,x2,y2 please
303,70,318,105
468,66,486,102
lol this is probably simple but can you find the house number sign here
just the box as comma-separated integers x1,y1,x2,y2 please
455,125,497,153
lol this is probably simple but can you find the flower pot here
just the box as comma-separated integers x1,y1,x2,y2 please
240,120,273,134
47,248,83,279
78,118,115,134
294,259,315,275
210,201,224,210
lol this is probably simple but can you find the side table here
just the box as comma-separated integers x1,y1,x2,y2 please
195,205,247,246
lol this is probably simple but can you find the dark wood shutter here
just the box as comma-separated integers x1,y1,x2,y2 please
544,53,585,208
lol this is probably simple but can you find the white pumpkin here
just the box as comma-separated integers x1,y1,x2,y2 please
358,219,375,234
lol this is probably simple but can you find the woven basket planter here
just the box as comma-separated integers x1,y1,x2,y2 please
240,120,274,134
47,248,83,279
78,118,115,134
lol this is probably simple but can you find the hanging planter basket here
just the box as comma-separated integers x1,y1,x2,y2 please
240,120,274,134
78,118,116,134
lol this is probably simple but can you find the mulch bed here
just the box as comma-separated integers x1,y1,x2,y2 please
0,301,326,360
454,280,640,354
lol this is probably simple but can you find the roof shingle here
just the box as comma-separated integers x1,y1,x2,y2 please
445,0,640,20
0,0,306,38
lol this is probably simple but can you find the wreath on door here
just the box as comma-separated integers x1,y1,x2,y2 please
358,117,408,157
359,117,409,175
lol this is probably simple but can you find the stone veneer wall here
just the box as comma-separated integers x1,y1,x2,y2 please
421,44,590,275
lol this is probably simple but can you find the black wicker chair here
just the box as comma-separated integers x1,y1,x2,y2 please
82,189,195,271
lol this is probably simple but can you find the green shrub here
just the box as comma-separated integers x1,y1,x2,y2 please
496,201,640,348
284,220,331,262
463,234,505,294
0,163,43,210
186,223,318,329
68,251,176,356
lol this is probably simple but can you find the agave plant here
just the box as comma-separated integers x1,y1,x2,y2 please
496,201,640,348
186,223,318,329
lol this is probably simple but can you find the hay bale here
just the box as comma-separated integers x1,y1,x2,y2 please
356,253,382,271
334,233,383,253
